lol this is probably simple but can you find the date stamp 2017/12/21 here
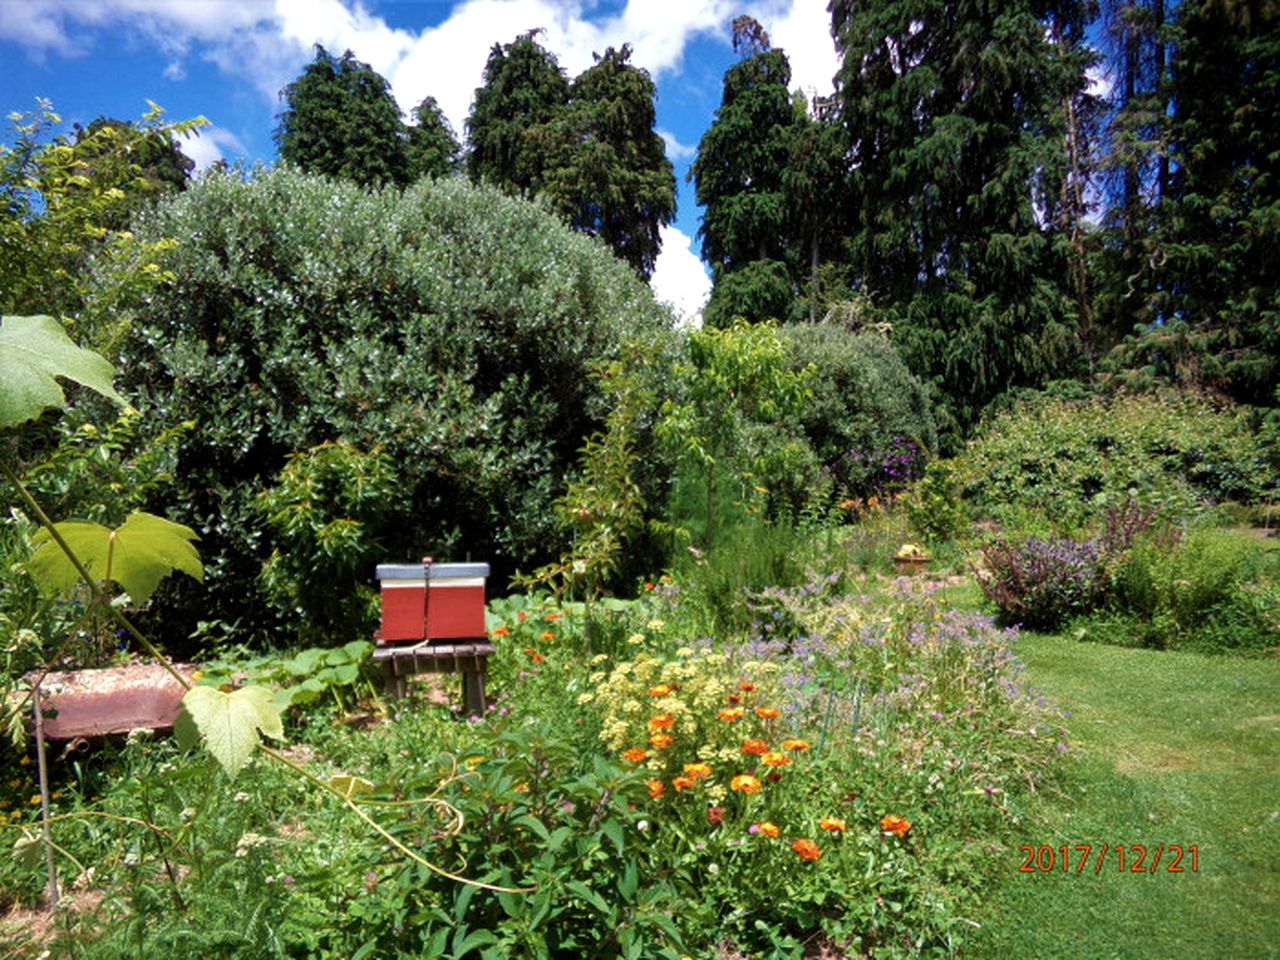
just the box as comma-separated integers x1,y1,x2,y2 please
1019,844,1199,874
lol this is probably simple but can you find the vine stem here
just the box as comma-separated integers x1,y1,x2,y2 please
257,743,535,894
0,458,188,689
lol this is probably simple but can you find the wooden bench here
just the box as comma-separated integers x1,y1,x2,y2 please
372,639,494,714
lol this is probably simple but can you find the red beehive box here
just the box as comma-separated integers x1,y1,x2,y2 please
375,561,490,642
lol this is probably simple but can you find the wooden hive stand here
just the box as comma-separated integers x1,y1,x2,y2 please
372,559,494,715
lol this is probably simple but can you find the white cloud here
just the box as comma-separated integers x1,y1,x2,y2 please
762,0,840,103
650,225,710,326
657,128,695,160
179,124,246,173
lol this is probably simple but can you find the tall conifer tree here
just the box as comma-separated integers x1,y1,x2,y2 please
831,0,1095,439
276,46,407,187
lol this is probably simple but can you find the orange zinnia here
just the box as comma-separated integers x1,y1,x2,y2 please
717,707,745,722
755,706,781,720
792,838,822,862
754,821,780,838
730,774,762,794
782,738,810,752
545,612,562,622
491,625,510,637
648,685,673,698
643,582,655,591
684,762,712,780
649,732,674,749
880,815,911,837
647,779,666,799
761,751,790,767
621,747,648,763
530,652,545,663
672,776,695,791
738,681,756,692
648,714,675,731
741,738,769,756
540,631,555,642
517,611,527,621
727,693,742,704
819,817,846,832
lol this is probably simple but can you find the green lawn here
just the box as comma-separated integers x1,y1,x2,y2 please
968,634,1280,958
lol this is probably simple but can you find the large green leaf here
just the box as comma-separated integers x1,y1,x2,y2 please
28,511,202,603
0,315,122,429
179,685,284,780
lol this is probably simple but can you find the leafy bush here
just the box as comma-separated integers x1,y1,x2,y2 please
1110,528,1279,653
955,391,1271,530
978,536,1107,630
781,325,937,492
904,459,971,544
257,441,394,647
84,167,673,647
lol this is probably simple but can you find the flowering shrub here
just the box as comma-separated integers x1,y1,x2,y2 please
978,536,1106,629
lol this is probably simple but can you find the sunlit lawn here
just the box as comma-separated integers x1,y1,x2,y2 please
968,633,1280,958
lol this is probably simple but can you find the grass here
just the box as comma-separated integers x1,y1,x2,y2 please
968,634,1280,959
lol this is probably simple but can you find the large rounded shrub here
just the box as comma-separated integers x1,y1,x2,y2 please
84,167,673,646
954,391,1271,529
781,325,937,499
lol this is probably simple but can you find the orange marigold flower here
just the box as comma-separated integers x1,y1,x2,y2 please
727,693,742,704
530,653,545,664
672,776,695,792
717,707,745,722
880,815,911,837
738,681,756,692
522,647,535,656
491,625,510,637
621,747,648,763
741,738,769,756
782,738,810,752
730,774,762,794
754,821,780,838
648,714,675,731
643,582,655,591
755,706,781,720
649,685,674,698
684,762,712,780
792,839,822,862
646,779,666,799
540,631,555,642
819,817,846,832
517,611,527,622
762,751,790,768
545,612,562,622
649,733,674,749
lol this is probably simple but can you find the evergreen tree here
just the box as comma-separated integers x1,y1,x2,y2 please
275,45,408,187
405,96,461,180
537,45,676,280
465,30,569,194
831,0,1095,439
1110,0,1279,404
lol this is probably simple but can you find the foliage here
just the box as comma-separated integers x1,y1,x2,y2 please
1102,0,1279,408
85,167,671,647
782,324,937,496
197,639,376,715
537,45,676,280
0,101,203,331
275,45,409,188
176,685,285,780
405,96,461,181
465,30,570,195
27,511,202,605
257,441,394,647
0,315,121,429
953,390,1272,529
657,320,812,550
904,460,971,545
1109,527,1279,654
979,536,1108,630
831,0,1095,438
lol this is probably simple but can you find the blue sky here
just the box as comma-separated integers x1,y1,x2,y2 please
1,1,843,321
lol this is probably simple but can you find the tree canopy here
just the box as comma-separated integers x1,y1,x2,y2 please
275,45,409,187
